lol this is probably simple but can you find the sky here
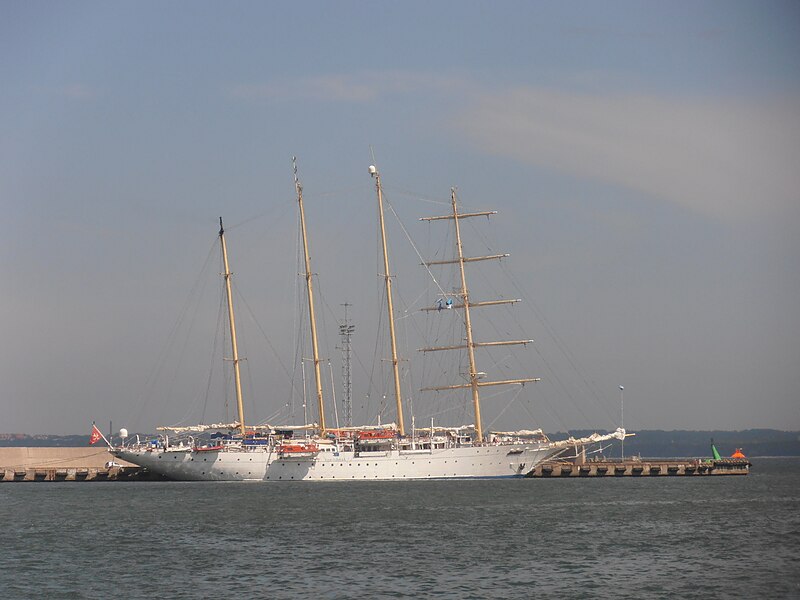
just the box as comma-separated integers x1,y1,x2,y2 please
1,1,799,435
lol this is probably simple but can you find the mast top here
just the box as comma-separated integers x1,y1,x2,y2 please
219,217,224,237
293,156,302,193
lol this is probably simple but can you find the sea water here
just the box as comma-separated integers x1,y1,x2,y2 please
1,458,798,599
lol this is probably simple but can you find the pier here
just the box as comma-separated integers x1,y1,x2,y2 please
1,447,751,481
527,456,751,477
0,447,162,482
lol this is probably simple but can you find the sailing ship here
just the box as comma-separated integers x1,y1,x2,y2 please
112,163,625,480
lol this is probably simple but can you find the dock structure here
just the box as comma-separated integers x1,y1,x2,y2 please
0,447,160,482
527,456,751,477
1,448,751,481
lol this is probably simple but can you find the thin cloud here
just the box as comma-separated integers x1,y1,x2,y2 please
453,87,800,222
59,83,95,100
228,71,468,103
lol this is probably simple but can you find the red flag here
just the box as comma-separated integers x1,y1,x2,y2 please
89,424,103,445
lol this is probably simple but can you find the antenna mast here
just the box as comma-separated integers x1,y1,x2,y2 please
294,158,326,433
339,303,355,427
219,218,246,436
369,165,406,436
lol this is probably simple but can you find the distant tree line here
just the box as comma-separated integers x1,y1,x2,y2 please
1,429,799,456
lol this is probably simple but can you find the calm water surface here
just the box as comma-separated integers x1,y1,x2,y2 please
1,458,798,599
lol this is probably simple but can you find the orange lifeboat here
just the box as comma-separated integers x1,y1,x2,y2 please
277,442,319,458
357,429,396,440
731,448,746,459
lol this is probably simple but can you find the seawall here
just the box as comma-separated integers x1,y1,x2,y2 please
0,447,151,481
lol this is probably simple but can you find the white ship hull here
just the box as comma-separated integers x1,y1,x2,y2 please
113,443,560,481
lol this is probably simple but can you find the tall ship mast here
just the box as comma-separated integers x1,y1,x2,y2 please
219,217,247,437
419,189,538,442
370,165,405,437
294,158,326,434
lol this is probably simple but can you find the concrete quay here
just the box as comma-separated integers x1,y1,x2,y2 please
0,447,160,482
527,456,751,477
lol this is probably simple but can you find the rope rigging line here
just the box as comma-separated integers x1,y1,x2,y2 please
383,192,448,300
485,385,525,431
199,283,227,425
128,238,219,431
461,216,606,431
496,256,618,428
231,279,295,385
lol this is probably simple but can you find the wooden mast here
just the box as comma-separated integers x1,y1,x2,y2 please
294,158,326,434
450,188,484,441
219,218,247,437
370,165,405,436
420,189,538,442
